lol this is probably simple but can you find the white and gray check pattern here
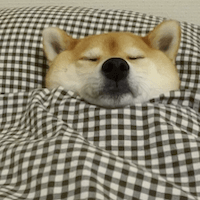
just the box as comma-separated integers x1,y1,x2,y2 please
0,6,200,200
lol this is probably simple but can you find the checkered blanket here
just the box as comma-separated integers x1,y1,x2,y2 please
0,6,200,200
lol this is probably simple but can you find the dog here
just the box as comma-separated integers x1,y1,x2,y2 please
42,20,181,108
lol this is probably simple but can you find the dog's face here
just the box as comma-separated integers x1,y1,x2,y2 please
43,20,181,107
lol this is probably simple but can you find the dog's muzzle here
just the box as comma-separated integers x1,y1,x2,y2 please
101,58,131,97
101,58,129,81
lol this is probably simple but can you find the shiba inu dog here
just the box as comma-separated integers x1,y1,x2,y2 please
42,20,181,108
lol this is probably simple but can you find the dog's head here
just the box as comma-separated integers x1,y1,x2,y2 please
42,20,181,107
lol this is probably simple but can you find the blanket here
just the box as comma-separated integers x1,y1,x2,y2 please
0,87,200,199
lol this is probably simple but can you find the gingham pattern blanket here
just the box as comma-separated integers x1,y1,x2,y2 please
0,6,200,200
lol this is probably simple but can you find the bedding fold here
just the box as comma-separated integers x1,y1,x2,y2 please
0,87,199,199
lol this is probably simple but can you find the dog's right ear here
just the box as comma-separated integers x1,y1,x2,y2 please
42,27,77,62
144,20,181,64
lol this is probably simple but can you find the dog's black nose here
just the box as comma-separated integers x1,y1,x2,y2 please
101,58,129,81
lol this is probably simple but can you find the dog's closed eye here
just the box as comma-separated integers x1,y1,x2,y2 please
81,57,99,62
128,56,144,60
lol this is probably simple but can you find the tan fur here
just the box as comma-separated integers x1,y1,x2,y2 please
42,20,181,108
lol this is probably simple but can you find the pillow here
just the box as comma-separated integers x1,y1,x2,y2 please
0,6,200,94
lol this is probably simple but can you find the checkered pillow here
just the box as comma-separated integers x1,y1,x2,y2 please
0,6,200,93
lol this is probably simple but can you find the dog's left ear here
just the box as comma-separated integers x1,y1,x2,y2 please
42,27,77,62
145,20,181,63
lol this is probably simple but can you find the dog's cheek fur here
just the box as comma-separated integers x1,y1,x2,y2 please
46,64,81,93
128,57,176,101
77,66,104,99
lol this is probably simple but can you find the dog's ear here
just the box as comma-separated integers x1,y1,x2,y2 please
42,27,77,62
145,20,181,63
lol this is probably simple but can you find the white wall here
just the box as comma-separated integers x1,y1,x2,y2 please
0,0,199,25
